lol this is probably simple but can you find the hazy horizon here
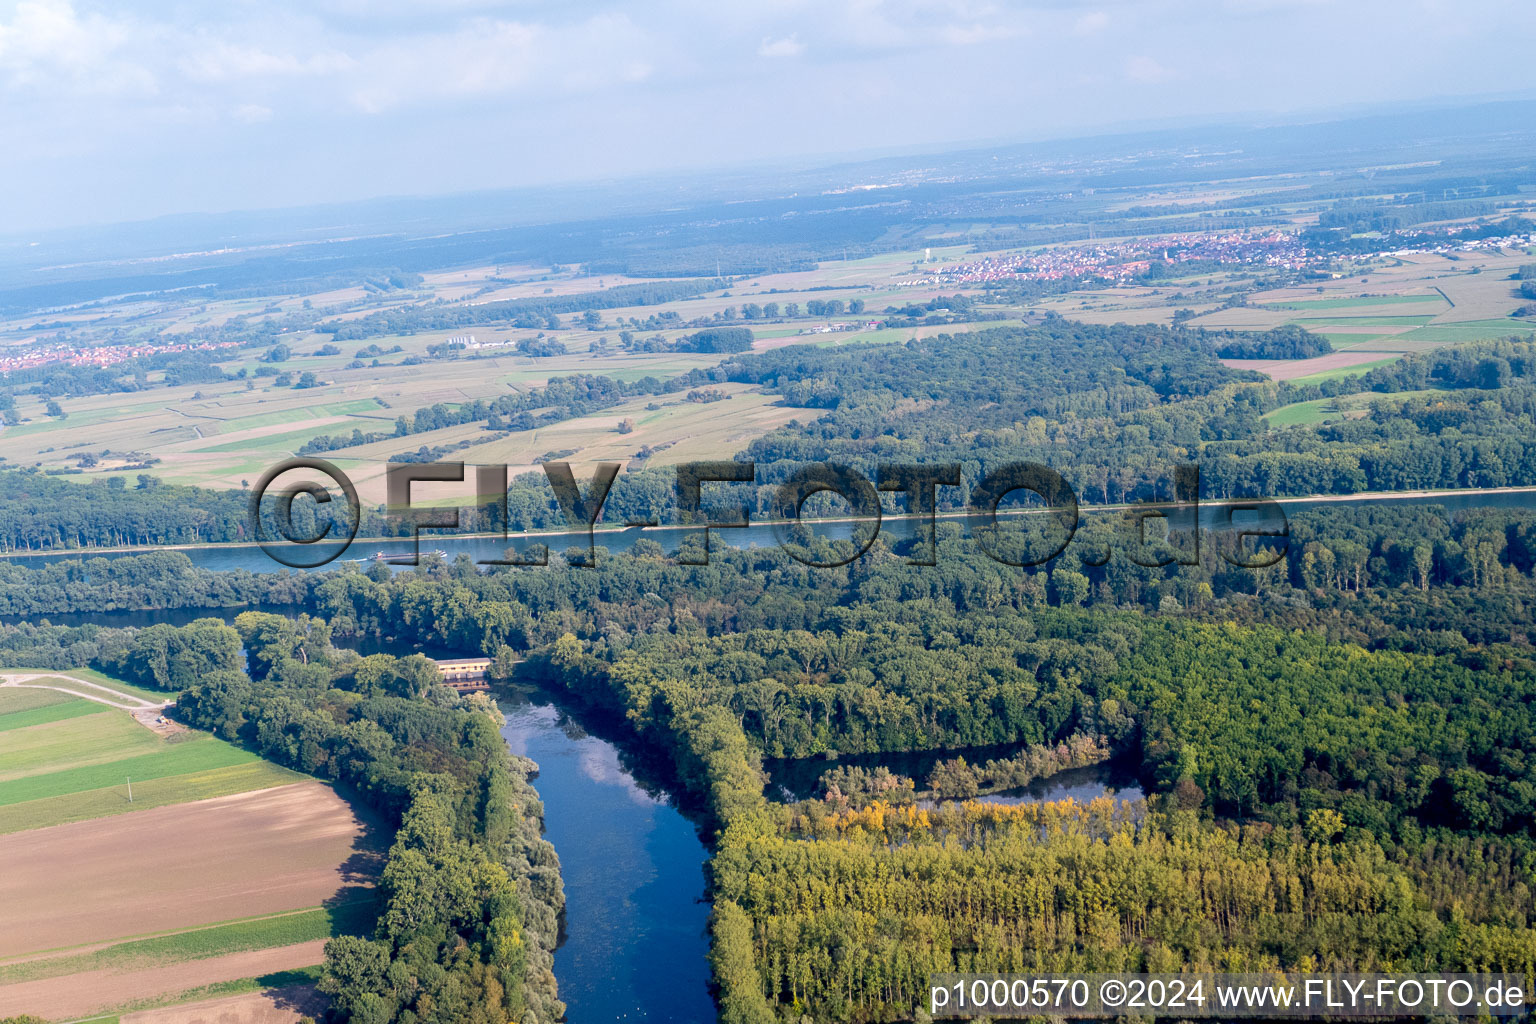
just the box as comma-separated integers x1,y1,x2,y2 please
5,0,1536,235
8,90,1534,242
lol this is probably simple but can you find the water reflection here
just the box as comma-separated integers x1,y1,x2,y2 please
939,761,1143,808
767,748,1144,809
500,695,715,1023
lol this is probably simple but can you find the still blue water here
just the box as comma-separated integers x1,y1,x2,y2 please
500,698,716,1024
961,761,1143,808
766,746,1144,807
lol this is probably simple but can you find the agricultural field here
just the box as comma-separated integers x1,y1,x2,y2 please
2,177,1533,509
1261,389,1445,428
323,382,820,505
0,675,380,1020
0,244,1012,501
118,979,328,1024
1219,350,1399,381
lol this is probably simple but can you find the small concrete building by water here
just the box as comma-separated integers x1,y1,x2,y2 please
433,658,492,692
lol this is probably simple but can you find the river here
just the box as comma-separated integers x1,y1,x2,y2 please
4,488,1535,574
499,693,717,1024
497,710,1140,1023
6,598,1144,1020
4,484,1504,1020
8,596,724,1020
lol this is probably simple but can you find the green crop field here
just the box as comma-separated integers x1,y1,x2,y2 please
1261,388,1439,429
1262,294,1444,310
192,421,379,453
1288,314,1438,326
0,687,76,715
0,696,106,732
0,734,258,806
1396,321,1536,345
206,398,389,433
1263,398,1341,428
0,402,157,437
0,759,305,834
1288,356,1402,384
0,708,164,782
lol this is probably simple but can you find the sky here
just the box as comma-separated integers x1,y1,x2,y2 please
3,0,1536,233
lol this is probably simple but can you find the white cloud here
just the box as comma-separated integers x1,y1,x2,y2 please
758,33,804,58
938,21,1021,45
1124,54,1176,83
233,102,273,123
0,0,154,95
7,0,1536,232
1073,11,1110,35
833,0,1028,51
345,13,655,113
180,42,353,83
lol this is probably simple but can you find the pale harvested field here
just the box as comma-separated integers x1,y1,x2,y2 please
1185,307,1296,330
1318,324,1417,335
1221,350,1397,380
275,384,821,503
0,782,378,958
1053,305,1188,326
1430,270,1528,322
443,385,818,476
122,984,326,1024
0,941,326,1020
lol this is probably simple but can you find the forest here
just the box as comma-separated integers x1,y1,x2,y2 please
5,481,1536,1020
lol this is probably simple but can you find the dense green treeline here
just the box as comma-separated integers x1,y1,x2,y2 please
1358,337,1536,392
527,608,1536,839
13,534,1534,840
507,573,1536,1019
1211,324,1334,360
170,613,565,1024
0,472,256,549
485,331,1536,527
712,801,1536,1022
719,329,1536,506
0,549,308,615
9,494,1536,660
0,469,404,551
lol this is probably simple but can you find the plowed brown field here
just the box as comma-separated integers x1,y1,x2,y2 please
0,942,327,1019
0,782,379,958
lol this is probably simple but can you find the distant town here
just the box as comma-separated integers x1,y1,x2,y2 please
0,338,238,374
